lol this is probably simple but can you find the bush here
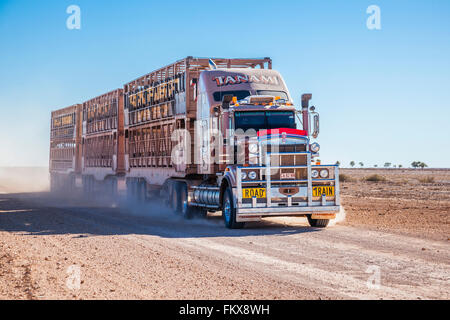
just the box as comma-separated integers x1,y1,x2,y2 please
418,176,434,183
364,174,386,182
339,174,353,182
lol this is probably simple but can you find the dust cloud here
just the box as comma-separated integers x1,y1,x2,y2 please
0,167,49,194
328,206,347,226
0,167,347,229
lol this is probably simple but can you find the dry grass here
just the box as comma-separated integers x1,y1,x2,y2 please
339,174,353,182
340,168,450,241
363,174,387,182
418,176,435,183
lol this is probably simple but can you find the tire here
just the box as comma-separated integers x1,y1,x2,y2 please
126,179,133,201
196,208,208,218
50,174,57,193
70,175,76,193
111,179,118,198
161,181,171,207
127,179,140,202
105,178,114,198
83,176,94,199
170,181,181,213
179,183,206,219
138,180,147,202
179,183,193,219
222,188,244,229
307,216,330,228
67,175,75,193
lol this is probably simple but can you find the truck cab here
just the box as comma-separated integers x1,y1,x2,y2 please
192,67,340,228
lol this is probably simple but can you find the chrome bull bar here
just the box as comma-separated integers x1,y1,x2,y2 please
235,152,340,221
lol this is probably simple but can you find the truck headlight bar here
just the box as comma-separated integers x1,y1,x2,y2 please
320,169,329,178
249,143,259,154
248,171,257,180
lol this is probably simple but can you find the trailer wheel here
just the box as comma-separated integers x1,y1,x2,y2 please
67,174,75,193
307,216,330,228
161,181,171,207
170,181,181,213
106,178,117,198
126,179,133,201
139,180,147,202
50,174,57,193
196,208,208,218
223,188,244,229
83,176,94,199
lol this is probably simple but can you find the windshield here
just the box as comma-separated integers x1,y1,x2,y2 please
234,111,296,131
213,90,251,102
256,90,288,100
213,90,288,102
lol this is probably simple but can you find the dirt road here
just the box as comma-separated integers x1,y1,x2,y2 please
0,192,448,300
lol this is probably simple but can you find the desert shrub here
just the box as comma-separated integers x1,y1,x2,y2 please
339,174,353,182
418,176,434,183
364,174,387,182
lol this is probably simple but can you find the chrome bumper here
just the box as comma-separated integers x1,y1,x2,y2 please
235,152,340,222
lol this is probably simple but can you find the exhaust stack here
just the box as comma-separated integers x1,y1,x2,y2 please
301,93,312,136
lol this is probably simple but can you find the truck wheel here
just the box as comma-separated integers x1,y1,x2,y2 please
196,208,208,218
68,175,76,193
161,181,171,207
106,178,117,198
179,183,193,219
84,176,94,199
137,179,147,202
307,216,330,228
223,188,244,229
50,174,57,193
126,179,133,201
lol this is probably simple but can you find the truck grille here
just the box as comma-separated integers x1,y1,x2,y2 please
263,144,308,182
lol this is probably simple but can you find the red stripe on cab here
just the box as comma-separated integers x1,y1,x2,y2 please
257,128,307,137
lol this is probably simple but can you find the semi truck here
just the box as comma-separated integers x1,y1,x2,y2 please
49,57,340,228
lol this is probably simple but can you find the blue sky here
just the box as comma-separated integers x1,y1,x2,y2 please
0,0,449,167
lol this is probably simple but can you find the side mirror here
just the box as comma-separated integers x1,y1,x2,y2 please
312,114,319,139
212,106,220,117
222,94,233,110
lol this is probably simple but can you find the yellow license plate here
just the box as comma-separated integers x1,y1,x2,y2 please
312,186,335,197
242,188,266,199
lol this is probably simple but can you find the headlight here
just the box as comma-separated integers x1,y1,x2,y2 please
320,169,329,178
311,169,319,178
241,171,247,180
249,143,259,154
248,171,257,180
310,142,320,153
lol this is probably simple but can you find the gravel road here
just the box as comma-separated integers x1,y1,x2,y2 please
0,193,448,300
